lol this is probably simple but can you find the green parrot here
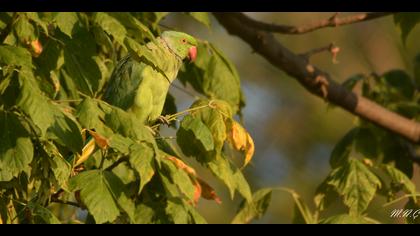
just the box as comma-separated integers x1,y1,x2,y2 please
73,31,197,168
103,31,198,125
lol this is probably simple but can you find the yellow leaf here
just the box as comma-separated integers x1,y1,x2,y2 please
244,132,255,168
228,121,255,168
75,138,96,167
230,120,248,151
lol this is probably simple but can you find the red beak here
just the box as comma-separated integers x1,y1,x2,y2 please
188,46,197,62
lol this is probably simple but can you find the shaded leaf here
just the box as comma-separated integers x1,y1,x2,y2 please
55,12,78,37
161,157,196,202
330,128,358,168
231,188,272,224
129,142,155,194
327,159,381,215
394,13,420,44
179,43,243,113
342,74,364,91
27,202,61,224
0,110,33,181
94,12,127,46
207,155,252,202
0,45,32,68
380,70,415,100
176,115,214,158
382,164,416,198
69,170,123,224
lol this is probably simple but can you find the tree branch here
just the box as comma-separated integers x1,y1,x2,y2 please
234,12,394,35
213,12,420,144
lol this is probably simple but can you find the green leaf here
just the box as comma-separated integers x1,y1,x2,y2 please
380,70,415,100
354,128,378,160
190,99,231,153
403,198,420,224
129,142,155,194
179,43,243,114
14,15,36,42
94,12,127,46
330,128,358,168
110,13,155,41
69,170,122,224
314,179,339,212
414,53,420,87
231,188,272,224
381,135,414,178
394,13,420,44
76,97,105,130
165,198,191,224
42,141,71,190
153,12,169,24
55,12,78,37
27,202,61,224
25,12,48,35
207,155,252,202
277,188,316,224
342,74,364,91
177,115,215,157
100,102,155,143
0,45,32,68
161,157,196,201
319,214,375,224
165,198,206,224
188,12,211,28
382,164,416,198
61,27,101,96
17,72,83,153
327,159,381,215
0,110,33,181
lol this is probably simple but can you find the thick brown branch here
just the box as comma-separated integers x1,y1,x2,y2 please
213,12,420,144
235,12,394,35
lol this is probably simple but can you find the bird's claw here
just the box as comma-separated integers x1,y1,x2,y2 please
158,115,171,126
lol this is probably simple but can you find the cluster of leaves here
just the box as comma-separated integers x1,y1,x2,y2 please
0,12,262,224
275,14,420,224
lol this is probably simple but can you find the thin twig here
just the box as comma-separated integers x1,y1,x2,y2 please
104,156,129,171
236,12,394,35
51,199,81,208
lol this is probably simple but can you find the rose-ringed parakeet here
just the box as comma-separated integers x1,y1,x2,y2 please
73,31,197,167
103,31,198,125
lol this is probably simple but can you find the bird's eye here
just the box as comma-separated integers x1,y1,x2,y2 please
182,39,186,43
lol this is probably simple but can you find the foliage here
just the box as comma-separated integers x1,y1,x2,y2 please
0,12,254,224
0,12,420,224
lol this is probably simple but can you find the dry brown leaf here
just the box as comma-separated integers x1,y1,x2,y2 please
197,178,222,204
192,179,202,206
166,156,196,176
87,130,109,150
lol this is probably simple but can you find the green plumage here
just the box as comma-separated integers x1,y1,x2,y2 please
103,31,197,124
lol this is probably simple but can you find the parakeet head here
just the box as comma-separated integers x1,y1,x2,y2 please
162,31,198,62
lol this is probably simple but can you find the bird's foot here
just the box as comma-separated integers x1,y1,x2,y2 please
157,115,171,126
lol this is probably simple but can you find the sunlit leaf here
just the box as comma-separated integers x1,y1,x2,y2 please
187,12,211,28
